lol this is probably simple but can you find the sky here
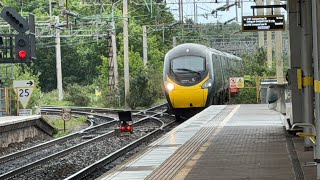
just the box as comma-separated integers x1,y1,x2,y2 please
166,0,287,24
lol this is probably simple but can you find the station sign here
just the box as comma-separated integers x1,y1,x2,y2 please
242,15,285,32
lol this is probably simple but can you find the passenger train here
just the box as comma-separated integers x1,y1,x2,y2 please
163,43,242,119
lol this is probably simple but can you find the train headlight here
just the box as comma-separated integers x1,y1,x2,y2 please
165,82,175,91
202,79,214,89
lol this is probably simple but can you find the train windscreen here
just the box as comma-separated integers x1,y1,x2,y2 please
171,56,205,74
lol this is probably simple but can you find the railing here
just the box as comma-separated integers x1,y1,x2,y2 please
229,76,287,105
291,123,316,144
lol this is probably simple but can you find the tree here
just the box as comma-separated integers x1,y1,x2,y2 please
2,0,176,108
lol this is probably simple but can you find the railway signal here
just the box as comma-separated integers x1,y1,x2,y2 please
118,111,133,136
120,122,133,132
0,7,29,33
0,7,36,63
15,34,30,62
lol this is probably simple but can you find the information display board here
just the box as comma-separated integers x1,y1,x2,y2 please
242,15,285,32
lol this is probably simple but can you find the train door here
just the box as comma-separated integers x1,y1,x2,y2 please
219,57,225,89
225,58,230,88
212,55,223,104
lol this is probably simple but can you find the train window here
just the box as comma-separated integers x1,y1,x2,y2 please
171,56,205,73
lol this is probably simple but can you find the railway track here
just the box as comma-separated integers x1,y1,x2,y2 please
41,103,167,119
0,103,176,179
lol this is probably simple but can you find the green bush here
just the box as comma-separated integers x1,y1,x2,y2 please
231,88,257,104
127,68,158,109
40,90,74,106
125,60,164,109
64,84,91,106
101,89,122,108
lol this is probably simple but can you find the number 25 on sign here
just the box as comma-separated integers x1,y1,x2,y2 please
16,88,34,109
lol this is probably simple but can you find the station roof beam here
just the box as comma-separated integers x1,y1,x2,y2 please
251,4,287,15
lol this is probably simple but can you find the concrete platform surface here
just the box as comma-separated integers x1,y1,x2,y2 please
179,104,297,180
98,104,315,180
0,115,41,126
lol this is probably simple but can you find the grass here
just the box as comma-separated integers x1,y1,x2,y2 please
40,90,74,106
43,116,87,138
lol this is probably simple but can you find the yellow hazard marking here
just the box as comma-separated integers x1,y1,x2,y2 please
303,76,313,87
315,80,320,93
173,105,240,180
237,78,245,88
297,69,302,90
296,132,316,144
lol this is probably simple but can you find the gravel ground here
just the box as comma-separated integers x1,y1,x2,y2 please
0,115,90,158
13,124,154,180
0,136,53,157
85,120,180,179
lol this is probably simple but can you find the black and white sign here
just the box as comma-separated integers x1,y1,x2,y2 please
62,113,71,121
13,80,35,109
13,80,34,87
18,109,32,116
62,108,71,121
17,88,33,109
242,15,285,32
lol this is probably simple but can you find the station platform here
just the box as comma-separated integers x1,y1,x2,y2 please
0,115,55,147
0,115,41,126
99,104,316,180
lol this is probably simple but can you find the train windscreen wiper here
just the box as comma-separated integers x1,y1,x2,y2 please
174,68,201,76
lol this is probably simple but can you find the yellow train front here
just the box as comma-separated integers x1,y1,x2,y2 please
163,43,241,119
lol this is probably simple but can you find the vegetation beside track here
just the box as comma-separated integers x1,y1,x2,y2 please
42,116,87,138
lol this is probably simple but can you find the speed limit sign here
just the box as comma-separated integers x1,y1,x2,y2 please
17,88,33,109
62,112,71,121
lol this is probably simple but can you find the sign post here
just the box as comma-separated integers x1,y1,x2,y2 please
62,108,71,132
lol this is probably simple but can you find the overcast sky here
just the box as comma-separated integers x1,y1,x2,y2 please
166,0,287,24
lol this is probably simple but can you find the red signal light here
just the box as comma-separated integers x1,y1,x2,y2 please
121,126,126,131
127,125,132,131
18,50,27,59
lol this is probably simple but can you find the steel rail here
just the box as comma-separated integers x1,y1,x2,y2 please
41,103,167,114
0,109,117,163
65,117,175,180
0,118,117,164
